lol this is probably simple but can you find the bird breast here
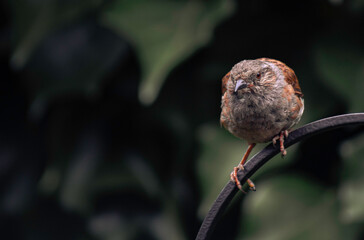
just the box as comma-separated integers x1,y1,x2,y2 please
222,83,301,143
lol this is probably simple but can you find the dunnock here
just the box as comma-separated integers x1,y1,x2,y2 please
220,58,304,192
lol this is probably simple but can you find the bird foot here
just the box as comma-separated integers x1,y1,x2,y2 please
272,130,288,157
230,164,256,193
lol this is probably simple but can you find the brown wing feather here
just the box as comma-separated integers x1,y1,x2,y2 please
221,71,231,94
257,58,303,98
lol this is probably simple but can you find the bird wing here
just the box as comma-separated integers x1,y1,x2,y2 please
258,58,303,98
221,71,231,94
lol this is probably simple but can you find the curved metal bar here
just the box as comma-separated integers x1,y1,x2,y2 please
195,113,364,240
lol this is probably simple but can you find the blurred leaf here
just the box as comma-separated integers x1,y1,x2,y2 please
59,126,104,213
241,175,352,240
314,39,364,112
102,0,234,105
23,22,128,119
338,133,364,224
10,0,103,69
348,0,364,13
196,124,245,218
196,124,293,219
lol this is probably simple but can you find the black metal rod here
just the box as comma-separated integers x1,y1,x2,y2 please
195,113,364,240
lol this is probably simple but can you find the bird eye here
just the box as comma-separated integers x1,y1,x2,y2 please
256,73,261,79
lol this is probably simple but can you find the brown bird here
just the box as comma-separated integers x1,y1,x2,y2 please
220,58,304,192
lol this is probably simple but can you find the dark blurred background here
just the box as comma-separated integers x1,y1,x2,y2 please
1,0,364,239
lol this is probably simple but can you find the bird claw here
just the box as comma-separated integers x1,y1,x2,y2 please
272,135,279,146
246,179,256,191
230,165,244,192
230,143,257,193
230,164,256,193
284,130,289,138
272,130,288,157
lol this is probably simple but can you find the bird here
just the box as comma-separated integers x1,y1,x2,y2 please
220,58,304,192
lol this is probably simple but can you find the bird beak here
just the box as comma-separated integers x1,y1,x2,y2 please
234,79,248,92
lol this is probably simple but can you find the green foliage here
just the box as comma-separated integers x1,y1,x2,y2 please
315,38,364,111
102,0,234,104
11,0,103,69
339,134,364,224
242,176,347,240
